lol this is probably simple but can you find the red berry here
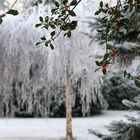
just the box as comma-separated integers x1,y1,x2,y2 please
100,61,109,70
111,49,118,57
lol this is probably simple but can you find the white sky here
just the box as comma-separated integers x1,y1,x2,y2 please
8,0,25,10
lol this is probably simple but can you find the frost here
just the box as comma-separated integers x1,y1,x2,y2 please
0,0,107,117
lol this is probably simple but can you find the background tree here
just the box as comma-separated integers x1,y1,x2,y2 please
87,0,140,139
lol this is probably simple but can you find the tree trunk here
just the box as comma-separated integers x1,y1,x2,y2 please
66,75,73,140
65,52,73,140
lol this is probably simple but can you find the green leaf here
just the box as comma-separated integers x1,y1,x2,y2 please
124,5,129,12
69,10,76,16
134,79,140,88
102,69,106,75
35,23,42,27
50,24,55,29
51,31,55,37
70,0,77,6
36,42,42,46
0,17,3,24
55,1,59,7
127,73,131,79
95,9,102,15
44,25,49,30
45,41,48,47
69,21,77,30
103,53,109,60
67,30,71,38
64,33,68,37
95,10,100,15
7,9,18,16
39,16,43,22
95,61,101,66
106,44,113,50
63,0,68,5
124,70,127,77
40,36,46,40
100,1,103,8
45,16,49,22
61,24,67,31
105,3,109,8
51,8,58,14
50,43,54,50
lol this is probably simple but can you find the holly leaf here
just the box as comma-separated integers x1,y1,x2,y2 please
70,0,77,6
67,30,71,38
0,17,3,24
95,61,101,66
35,23,42,27
39,16,43,22
36,42,42,46
102,69,106,75
7,9,18,16
100,1,103,8
40,36,46,40
63,0,68,5
104,53,109,60
55,1,59,7
51,31,55,37
69,10,76,16
50,43,54,50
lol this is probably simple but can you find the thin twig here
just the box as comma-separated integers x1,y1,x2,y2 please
9,0,18,10
64,0,81,20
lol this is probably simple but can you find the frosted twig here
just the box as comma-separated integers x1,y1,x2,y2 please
9,0,18,10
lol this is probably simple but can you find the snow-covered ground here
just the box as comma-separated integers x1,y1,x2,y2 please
0,111,139,140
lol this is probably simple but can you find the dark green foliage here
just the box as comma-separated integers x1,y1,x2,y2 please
90,78,140,140
85,0,140,87
89,1,140,139
86,13,140,45
49,97,101,118
70,0,77,6
116,47,140,66
89,93,140,140
106,121,140,140
49,100,66,117
93,1,140,44
0,17,3,24
101,72,140,110
36,0,78,49
89,121,140,140
9,67,102,118
7,9,18,16
15,111,34,118
48,84,102,118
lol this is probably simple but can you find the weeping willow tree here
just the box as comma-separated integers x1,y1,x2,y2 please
0,3,106,140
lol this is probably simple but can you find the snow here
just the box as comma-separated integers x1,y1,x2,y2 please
0,110,139,140
0,0,105,118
